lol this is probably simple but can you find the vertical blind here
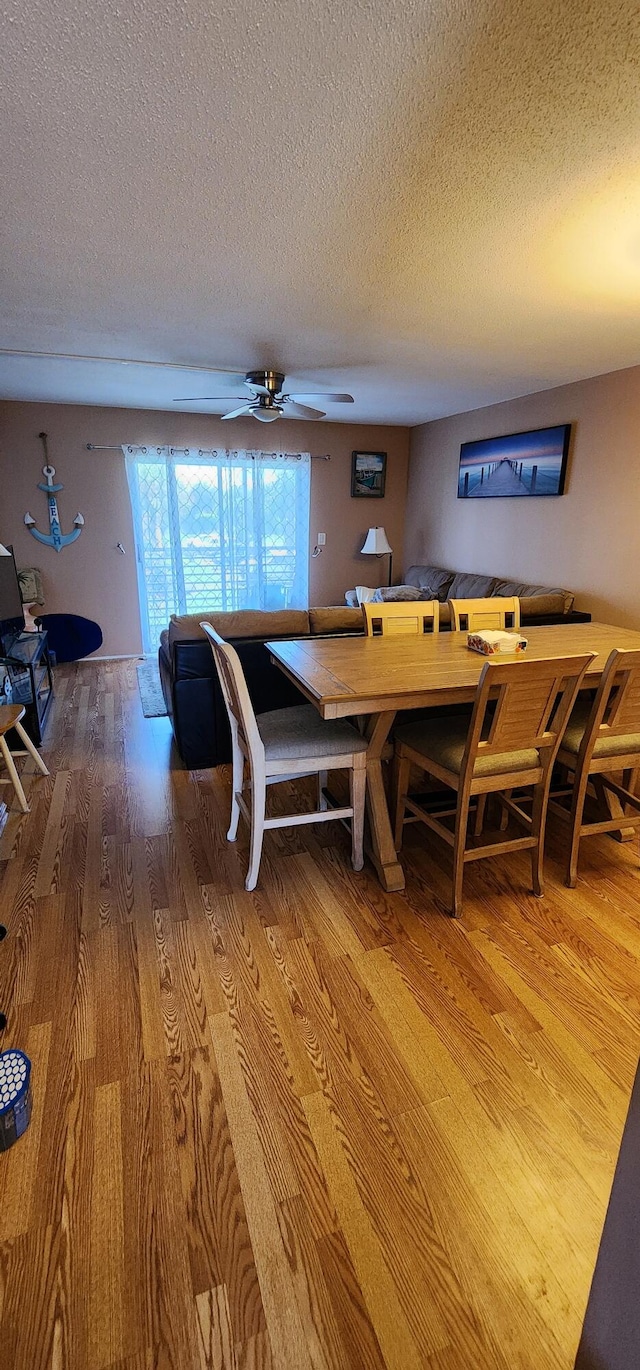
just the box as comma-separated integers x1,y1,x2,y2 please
124,446,311,652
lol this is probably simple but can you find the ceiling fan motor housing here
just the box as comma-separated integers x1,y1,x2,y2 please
246,370,285,395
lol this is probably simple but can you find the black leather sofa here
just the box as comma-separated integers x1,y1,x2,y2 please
158,607,364,769
159,600,592,770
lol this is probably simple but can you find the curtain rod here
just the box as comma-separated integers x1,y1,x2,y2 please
85,443,330,459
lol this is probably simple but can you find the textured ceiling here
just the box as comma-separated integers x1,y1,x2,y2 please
1,0,639,424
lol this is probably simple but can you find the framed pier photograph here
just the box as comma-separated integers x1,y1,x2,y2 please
457,424,571,499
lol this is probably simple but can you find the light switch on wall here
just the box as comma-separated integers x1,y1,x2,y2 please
317,532,326,545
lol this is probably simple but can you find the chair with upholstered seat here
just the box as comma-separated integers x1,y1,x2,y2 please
551,648,640,887
392,652,594,916
0,705,49,813
450,597,520,632
362,600,440,637
201,623,368,891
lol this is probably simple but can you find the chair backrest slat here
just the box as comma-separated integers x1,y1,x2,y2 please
450,596,520,632
362,599,439,637
460,653,595,782
200,622,264,764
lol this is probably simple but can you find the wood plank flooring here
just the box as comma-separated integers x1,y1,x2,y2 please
1,659,639,1368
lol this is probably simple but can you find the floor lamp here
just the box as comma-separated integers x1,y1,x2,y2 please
360,526,393,587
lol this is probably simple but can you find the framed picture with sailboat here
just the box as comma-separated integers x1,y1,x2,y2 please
351,451,387,498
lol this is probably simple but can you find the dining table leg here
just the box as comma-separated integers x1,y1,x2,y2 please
364,710,405,892
593,771,638,842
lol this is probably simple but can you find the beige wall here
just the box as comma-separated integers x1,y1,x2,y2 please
405,364,640,629
0,401,409,656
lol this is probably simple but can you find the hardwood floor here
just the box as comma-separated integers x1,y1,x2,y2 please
0,658,639,1368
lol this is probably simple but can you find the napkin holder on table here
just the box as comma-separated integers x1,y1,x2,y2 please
467,630,528,656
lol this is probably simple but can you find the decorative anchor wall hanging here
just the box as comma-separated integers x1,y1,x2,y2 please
24,433,85,552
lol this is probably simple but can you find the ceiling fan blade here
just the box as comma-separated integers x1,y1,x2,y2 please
288,392,354,403
172,395,245,402
221,404,255,420
284,400,326,420
244,381,272,396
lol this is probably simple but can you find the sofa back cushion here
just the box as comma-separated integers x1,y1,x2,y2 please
169,608,311,647
447,571,497,599
404,565,455,601
308,606,364,635
492,580,574,614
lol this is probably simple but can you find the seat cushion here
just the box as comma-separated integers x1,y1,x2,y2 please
560,700,640,759
395,715,539,777
257,704,369,761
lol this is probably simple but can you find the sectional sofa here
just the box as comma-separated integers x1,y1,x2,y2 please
159,570,590,769
346,563,585,629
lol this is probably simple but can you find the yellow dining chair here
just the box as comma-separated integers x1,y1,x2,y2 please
450,597,520,632
551,647,640,887
362,600,440,637
392,652,594,917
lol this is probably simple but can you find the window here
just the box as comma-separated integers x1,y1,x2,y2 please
125,446,311,652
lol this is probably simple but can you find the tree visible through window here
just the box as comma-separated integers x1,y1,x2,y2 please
125,446,311,651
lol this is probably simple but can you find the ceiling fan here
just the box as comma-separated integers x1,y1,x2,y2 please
172,369,354,422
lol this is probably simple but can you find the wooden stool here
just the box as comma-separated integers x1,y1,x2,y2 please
0,706,49,813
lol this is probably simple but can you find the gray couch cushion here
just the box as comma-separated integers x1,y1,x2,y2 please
404,565,455,601
447,571,497,599
257,704,369,761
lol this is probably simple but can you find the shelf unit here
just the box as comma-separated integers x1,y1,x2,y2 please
0,630,54,746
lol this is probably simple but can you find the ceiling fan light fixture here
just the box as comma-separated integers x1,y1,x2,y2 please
253,406,282,422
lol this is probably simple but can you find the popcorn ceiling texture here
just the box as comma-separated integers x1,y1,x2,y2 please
1,0,640,422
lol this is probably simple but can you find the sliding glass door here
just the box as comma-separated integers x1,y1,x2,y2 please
125,446,311,651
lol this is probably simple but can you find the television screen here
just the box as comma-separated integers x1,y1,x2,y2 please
457,424,571,499
0,547,25,639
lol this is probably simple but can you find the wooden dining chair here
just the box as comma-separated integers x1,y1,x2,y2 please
392,652,594,916
450,596,520,632
201,623,368,891
0,705,50,813
550,648,640,887
362,599,440,636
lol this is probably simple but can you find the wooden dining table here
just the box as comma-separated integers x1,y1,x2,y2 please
268,620,640,892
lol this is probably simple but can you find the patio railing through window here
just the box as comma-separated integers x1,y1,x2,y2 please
125,446,311,652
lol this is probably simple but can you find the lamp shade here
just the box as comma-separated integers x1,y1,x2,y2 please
0,543,11,557
360,526,392,556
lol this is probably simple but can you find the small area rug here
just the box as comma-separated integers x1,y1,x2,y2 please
136,660,168,717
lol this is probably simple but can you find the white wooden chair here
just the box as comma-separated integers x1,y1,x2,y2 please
0,705,49,812
201,623,368,890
